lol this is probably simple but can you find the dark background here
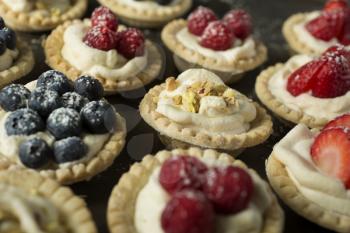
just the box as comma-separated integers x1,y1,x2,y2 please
17,0,333,232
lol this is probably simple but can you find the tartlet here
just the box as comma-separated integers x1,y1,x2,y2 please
107,147,285,233
0,0,88,32
0,169,97,233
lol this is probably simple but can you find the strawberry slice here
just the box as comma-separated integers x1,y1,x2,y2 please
323,45,350,61
324,0,348,12
311,128,350,189
323,114,350,130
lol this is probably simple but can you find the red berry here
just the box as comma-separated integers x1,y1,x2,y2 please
91,6,118,31
311,127,350,189
161,190,214,233
116,28,145,59
223,9,252,40
203,166,254,214
324,114,350,130
324,0,348,12
323,45,350,60
159,156,208,194
200,21,235,51
187,6,218,36
83,26,118,51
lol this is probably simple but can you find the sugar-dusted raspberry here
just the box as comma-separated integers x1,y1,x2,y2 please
223,9,252,40
91,6,118,31
83,25,118,51
187,6,218,36
200,20,235,51
116,28,145,59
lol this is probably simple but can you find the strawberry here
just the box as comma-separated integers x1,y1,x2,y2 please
323,45,350,60
324,0,348,12
83,26,118,51
187,6,218,36
223,9,252,40
311,127,350,189
200,21,235,51
323,114,350,130
91,6,118,31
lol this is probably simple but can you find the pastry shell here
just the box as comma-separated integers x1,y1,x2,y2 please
161,19,268,83
266,154,350,233
107,147,285,233
255,63,327,128
0,169,97,233
140,83,273,151
43,20,163,94
0,0,87,32
0,112,127,185
97,0,192,28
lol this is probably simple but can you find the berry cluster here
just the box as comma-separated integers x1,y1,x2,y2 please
0,70,117,169
187,6,252,51
83,6,145,59
0,17,16,55
159,156,254,233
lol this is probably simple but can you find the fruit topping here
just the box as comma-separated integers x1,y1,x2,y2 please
47,107,82,140
62,92,88,111
116,28,145,59
159,156,208,194
19,138,52,169
188,6,218,36
0,84,30,111
37,70,72,95
91,6,118,31
200,21,235,51
324,0,348,12
83,25,118,51
5,109,45,136
324,113,350,130
161,190,214,233
74,75,104,100
223,9,252,40
0,27,16,50
28,87,62,118
53,136,88,164
80,100,116,134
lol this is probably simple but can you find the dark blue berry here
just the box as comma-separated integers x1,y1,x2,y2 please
28,87,62,117
0,18,5,29
74,75,104,100
0,84,30,111
81,100,116,134
0,27,16,50
5,108,45,136
62,92,88,111
0,37,6,55
37,70,72,95
19,138,52,169
53,137,88,164
47,107,82,139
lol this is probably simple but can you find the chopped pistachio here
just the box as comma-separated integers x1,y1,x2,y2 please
172,95,182,105
214,85,227,96
182,91,199,113
223,89,236,105
165,77,177,91
51,8,62,17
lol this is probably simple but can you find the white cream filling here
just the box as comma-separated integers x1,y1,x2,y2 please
156,69,257,134
268,54,350,121
135,157,272,233
273,124,350,216
0,49,19,72
118,0,180,9
61,20,148,81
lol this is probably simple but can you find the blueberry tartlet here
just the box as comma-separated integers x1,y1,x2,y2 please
0,71,126,184
97,0,192,28
107,148,284,233
0,0,87,32
44,6,162,93
0,169,97,233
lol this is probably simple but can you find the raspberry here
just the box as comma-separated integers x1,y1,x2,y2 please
116,28,145,59
159,156,208,194
187,6,218,36
161,190,214,233
83,26,118,51
200,20,235,51
203,166,254,214
91,6,118,31
223,9,252,40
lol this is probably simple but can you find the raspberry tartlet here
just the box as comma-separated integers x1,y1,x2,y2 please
97,0,192,28
0,0,87,32
267,114,350,232
255,45,350,128
0,71,126,184
0,169,97,233
107,148,284,233
161,6,268,84
283,0,350,55
44,6,162,93
140,68,272,153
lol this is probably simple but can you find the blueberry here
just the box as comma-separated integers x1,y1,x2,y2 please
0,84,30,111
47,107,82,139
0,18,5,29
5,108,45,136
62,92,88,111
37,70,72,95
28,87,62,118
74,75,104,100
19,138,52,169
0,27,16,50
53,136,88,164
0,37,6,55
81,100,116,134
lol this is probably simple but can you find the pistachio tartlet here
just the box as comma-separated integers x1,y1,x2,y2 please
0,0,88,32
140,68,273,153
0,169,97,233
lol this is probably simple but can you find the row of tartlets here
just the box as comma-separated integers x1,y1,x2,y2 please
1,0,350,233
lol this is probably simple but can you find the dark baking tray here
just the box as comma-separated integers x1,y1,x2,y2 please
16,0,333,232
